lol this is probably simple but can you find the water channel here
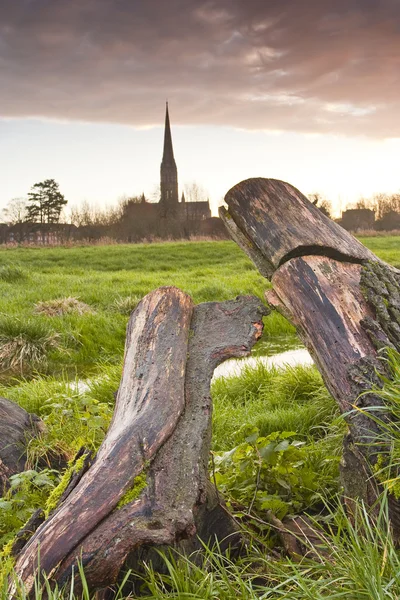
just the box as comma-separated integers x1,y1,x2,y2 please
213,347,312,380
77,336,313,393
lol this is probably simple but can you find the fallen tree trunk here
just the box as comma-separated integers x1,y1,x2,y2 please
0,398,44,494
220,177,400,538
11,287,266,596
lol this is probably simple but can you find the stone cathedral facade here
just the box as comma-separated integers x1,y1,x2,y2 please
158,103,211,221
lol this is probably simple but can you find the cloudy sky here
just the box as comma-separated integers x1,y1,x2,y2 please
1,0,400,215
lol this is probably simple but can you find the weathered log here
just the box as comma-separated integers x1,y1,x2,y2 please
12,287,266,596
220,177,400,536
0,397,44,492
221,178,375,278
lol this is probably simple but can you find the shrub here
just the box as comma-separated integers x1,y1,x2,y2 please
0,469,57,547
213,427,339,519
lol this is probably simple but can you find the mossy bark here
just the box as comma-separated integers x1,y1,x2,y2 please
340,260,400,535
219,176,400,540
0,397,43,491
12,288,267,598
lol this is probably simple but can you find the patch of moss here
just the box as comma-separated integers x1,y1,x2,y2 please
117,472,147,509
373,454,400,500
0,538,14,559
0,539,15,589
45,454,86,518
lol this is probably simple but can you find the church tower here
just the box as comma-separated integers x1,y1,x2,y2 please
159,102,179,217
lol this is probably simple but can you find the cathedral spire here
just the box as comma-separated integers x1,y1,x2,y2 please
160,102,179,216
162,102,175,165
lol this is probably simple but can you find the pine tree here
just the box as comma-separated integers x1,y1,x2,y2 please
26,179,67,223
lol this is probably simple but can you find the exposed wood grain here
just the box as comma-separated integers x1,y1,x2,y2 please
13,291,266,597
269,257,376,414
0,397,43,480
220,177,400,538
268,257,391,455
13,286,194,595
221,178,375,276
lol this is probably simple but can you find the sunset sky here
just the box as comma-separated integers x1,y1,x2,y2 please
1,0,400,216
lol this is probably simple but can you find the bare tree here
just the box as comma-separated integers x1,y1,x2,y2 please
150,184,161,203
2,198,28,224
308,192,332,219
371,192,400,220
183,181,209,203
69,201,121,227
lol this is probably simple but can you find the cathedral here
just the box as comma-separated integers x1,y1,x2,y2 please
158,103,211,221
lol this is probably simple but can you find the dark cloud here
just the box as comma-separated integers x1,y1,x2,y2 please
1,0,400,136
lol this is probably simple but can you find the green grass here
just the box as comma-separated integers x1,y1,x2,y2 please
212,362,339,450
0,236,399,597
3,499,398,599
0,264,27,283
140,498,400,599
0,242,273,382
0,237,395,383
0,317,63,376
211,362,343,518
358,235,400,267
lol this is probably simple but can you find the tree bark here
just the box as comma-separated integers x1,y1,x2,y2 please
220,177,400,538
11,287,266,597
0,397,44,493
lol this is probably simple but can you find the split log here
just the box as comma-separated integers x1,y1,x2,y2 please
220,177,400,537
0,397,44,493
11,287,266,596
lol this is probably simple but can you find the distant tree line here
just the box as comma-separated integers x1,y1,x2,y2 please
0,180,225,244
337,193,400,232
3,180,67,225
2,180,400,245
308,191,400,232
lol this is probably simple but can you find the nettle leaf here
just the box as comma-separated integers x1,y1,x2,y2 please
275,440,290,452
234,424,259,444
212,427,329,519
0,500,12,511
245,431,259,444
259,443,276,461
280,432,297,439
33,473,55,487
276,478,291,491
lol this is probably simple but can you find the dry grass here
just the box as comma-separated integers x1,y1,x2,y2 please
350,229,400,237
34,297,94,317
111,294,142,315
0,234,226,249
0,318,61,374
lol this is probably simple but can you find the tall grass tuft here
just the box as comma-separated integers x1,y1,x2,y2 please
0,317,61,374
351,348,400,497
0,264,26,283
136,498,400,600
111,294,142,315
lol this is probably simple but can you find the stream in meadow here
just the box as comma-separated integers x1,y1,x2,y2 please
76,336,312,392
213,335,312,380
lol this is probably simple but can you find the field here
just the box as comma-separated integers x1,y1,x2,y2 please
0,241,298,383
0,236,399,598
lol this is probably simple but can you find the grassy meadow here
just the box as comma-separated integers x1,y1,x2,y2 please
0,236,399,598
0,241,294,382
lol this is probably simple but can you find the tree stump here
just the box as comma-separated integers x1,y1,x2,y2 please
0,397,44,494
10,287,266,596
220,177,400,538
